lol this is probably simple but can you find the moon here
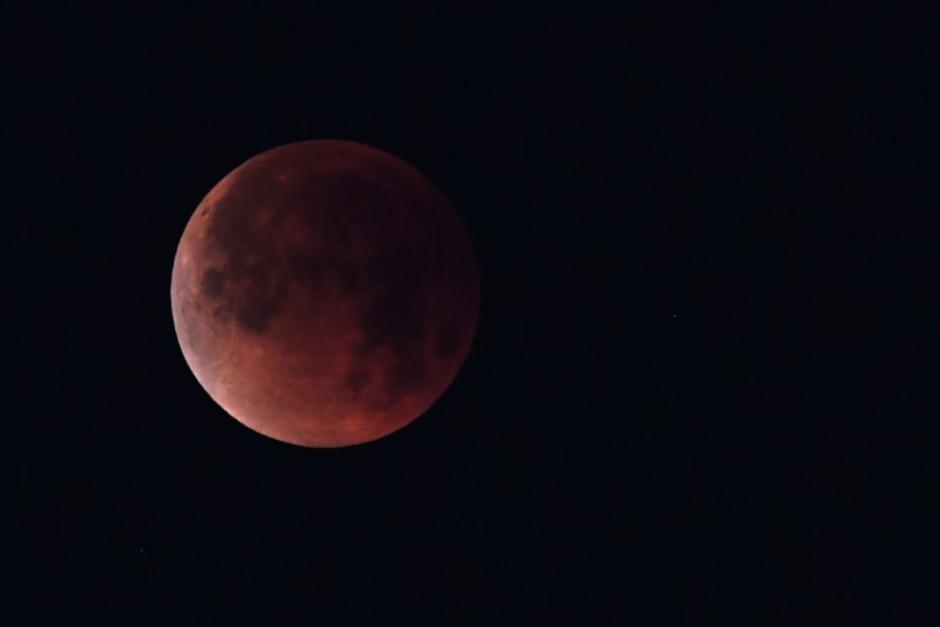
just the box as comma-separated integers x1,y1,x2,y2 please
170,140,479,447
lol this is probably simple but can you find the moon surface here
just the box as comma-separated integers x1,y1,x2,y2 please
170,140,479,447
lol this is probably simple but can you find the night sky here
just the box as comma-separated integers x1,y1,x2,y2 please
6,5,940,625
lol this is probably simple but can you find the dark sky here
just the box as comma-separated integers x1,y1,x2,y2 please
5,5,939,625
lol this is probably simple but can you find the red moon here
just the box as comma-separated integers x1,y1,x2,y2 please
170,140,479,447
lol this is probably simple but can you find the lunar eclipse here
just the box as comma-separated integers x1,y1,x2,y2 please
170,140,479,447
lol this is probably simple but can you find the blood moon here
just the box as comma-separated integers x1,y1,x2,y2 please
170,140,479,447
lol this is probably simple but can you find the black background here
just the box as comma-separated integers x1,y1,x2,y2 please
5,4,939,625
